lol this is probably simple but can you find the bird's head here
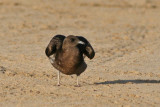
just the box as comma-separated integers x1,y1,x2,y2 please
63,35,85,48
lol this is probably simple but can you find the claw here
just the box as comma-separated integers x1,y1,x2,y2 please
74,84,81,87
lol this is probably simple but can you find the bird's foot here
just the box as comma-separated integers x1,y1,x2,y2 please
57,83,60,86
74,84,81,87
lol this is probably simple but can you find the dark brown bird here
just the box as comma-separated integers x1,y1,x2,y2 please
45,35,95,86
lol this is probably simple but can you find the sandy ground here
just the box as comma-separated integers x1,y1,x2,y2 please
0,0,160,106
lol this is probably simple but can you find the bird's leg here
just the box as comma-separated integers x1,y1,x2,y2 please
57,71,60,86
76,75,80,87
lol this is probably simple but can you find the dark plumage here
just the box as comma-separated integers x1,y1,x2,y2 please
45,34,95,86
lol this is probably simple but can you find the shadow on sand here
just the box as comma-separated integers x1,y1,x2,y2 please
95,79,160,85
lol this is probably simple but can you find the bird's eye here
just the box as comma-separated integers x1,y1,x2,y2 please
71,38,75,42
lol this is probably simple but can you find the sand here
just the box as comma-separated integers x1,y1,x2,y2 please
0,0,160,106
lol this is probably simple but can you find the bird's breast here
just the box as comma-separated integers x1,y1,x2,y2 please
55,48,83,75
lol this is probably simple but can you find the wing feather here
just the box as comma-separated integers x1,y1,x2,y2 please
45,35,65,57
77,36,95,59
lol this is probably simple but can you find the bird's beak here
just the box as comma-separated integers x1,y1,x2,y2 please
78,41,85,45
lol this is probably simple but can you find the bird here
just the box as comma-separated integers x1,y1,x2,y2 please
45,34,95,86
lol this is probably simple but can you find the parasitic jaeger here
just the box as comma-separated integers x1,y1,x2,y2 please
45,35,95,86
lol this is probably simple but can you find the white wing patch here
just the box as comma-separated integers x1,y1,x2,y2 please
49,55,55,64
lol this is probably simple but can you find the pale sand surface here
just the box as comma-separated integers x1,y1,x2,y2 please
0,0,160,107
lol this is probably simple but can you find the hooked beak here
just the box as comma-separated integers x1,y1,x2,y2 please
78,41,85,45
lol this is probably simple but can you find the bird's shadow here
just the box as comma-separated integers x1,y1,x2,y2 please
95,79,160,85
